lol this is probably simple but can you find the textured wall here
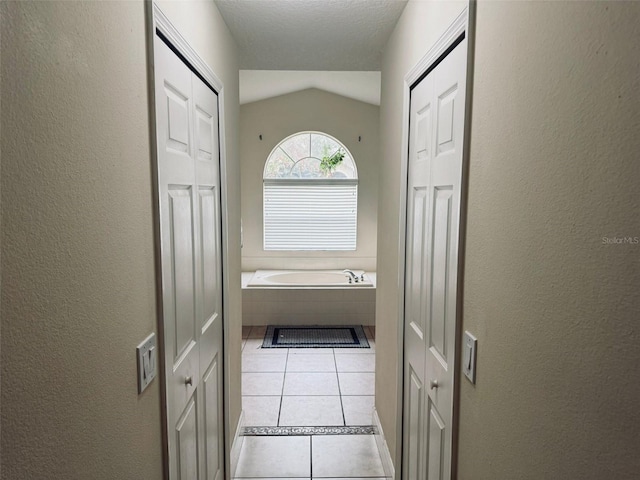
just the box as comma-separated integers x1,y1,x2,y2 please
457,1,640,478
377,0,467,468
1,2,163,478
1,1,241,478
240,88,379,272
380,0,640,476
156,0,243,462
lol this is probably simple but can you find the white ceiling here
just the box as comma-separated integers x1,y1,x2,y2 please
215,0,408,71
217,1,406,105
240,70,381,105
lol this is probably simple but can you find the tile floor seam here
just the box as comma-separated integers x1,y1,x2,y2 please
332,349,348,427
276,348,290,426
309,434,313,479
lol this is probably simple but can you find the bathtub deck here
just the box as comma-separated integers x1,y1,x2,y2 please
242,271,376,326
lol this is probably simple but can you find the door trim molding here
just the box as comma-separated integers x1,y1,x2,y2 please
230,411,245,479
152,4,223,93
147,4,231,479
396,4,475,479
373,408,395,479
404,8,469,88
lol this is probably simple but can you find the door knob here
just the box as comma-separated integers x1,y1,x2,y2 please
185,376,193,386
429,379,438,390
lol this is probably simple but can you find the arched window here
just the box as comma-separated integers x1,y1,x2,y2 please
263,131,358,250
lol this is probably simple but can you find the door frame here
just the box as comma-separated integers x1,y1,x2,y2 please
146,4,232,478
396,4,476,478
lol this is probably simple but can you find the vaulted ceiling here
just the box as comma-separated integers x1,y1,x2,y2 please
215,0,407,105
215,0,408,71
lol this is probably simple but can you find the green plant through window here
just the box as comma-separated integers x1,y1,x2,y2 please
320,149,345,175
263,132,356,180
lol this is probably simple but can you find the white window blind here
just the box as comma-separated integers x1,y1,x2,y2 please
264,180,358,251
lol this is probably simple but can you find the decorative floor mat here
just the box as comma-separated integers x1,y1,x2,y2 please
262,325,370,349
243,426,376,436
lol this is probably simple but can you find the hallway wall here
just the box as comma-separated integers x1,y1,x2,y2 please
1,2,163,478
377,0,640,477
240,88,379,272
0,1,241,478
458,2,640,478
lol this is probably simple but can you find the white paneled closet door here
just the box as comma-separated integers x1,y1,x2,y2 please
154,36,224,480
403,36,467,480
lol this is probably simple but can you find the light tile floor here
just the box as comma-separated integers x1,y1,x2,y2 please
236,325,388,479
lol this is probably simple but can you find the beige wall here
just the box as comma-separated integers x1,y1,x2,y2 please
240,89,379,271
0,1,241,478
458,1,640,478
378,0,640,477
376,0,467,468
1,1,163,478
156,0,243,462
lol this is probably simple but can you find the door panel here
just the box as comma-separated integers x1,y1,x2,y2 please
155,39,200,437
403,37,467,480
202,356,222,480
408,188,427,336
427,402,445,480
416,105,431,160
403,66,434,480
429,187,452,361
154,35,224,480
425,42,466,444
192,72,222,374
436,85,458,155
190,74,224,480
167,185,200,417
197,186,221,369
166,85,190,154
195,107,214,161
168,187,197,359
407,369,424,480
177,398,199,479
199,187,219,324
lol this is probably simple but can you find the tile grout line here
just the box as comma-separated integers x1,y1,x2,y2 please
309,433,313,479
333,348,348,427
276,348,289,427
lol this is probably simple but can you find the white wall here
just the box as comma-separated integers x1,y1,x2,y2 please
240,88,379,271
378,0,640,476
0,1,241,478
376,0,467,468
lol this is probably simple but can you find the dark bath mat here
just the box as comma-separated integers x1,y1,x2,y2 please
262,325,370,349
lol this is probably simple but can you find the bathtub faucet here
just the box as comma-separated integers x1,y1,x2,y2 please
343,269,358,283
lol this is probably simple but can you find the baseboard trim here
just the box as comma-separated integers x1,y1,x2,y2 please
373,408,395,479
229,410,245,479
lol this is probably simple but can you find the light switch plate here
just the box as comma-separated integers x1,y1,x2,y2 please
137,333,157,394
462,331,477,384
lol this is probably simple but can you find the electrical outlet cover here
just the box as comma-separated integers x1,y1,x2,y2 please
136,333,157,394
462,331,477,384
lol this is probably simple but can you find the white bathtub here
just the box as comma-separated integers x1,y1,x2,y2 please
247,269,374,288
242,270,376,326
